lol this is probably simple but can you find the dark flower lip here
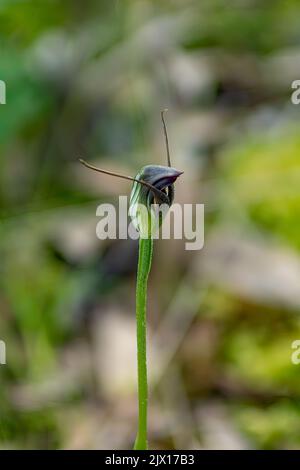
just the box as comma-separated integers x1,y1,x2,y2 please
166,169,184,181
140,165,183,185
159,171,183,187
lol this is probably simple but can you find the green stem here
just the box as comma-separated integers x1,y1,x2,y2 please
134,236,153,450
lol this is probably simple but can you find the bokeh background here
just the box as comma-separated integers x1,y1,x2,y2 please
1,0,300,449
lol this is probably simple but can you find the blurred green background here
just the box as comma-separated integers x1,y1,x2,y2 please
1,0,300,449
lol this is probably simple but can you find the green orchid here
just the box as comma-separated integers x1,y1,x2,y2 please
79,111,183,450
129,164,183,238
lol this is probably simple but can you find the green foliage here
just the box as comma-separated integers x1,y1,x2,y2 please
219,127,300,250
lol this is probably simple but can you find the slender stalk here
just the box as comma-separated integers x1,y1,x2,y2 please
134,236,153,450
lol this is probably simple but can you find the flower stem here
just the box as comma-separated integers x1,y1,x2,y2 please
134,236,153,450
